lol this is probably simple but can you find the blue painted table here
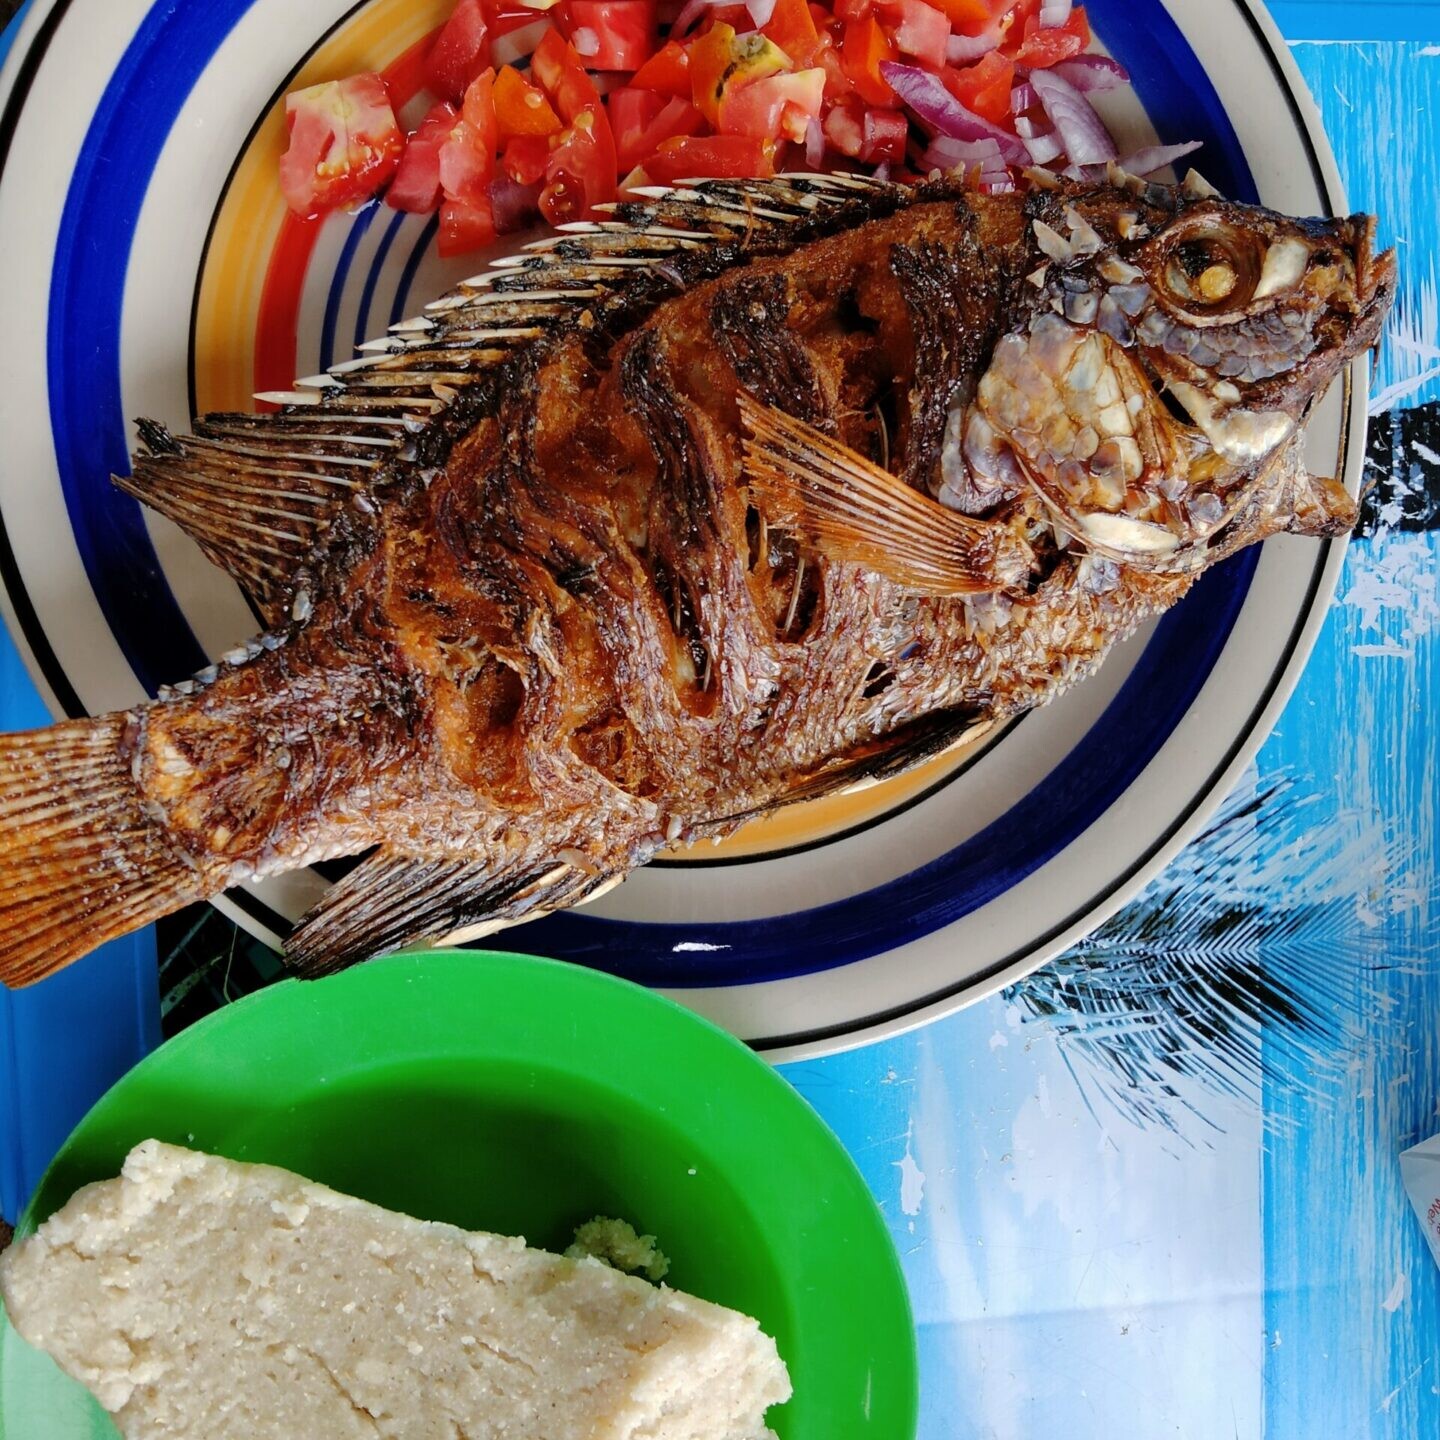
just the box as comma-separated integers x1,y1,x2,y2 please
3,3,1439,1435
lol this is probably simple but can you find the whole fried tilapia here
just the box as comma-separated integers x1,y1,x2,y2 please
0,168,1394,985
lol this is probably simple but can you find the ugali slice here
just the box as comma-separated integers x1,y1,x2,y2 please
0,1140,790,1439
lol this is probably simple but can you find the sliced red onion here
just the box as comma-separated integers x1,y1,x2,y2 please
1051,54,1130,92
671,0,728,38
1038,0,1073,24
490,174,542,234
1029,66,1118,166
745,0,777,27
1117,140,1204,176
1011,81,1037,114
1021,128,1065,165
946,27,1003,64
880,61,1028,165
572,26,600,56
804,116,825,170
872,160,893,183
923,136,1011,190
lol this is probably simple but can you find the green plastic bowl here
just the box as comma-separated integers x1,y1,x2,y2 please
0,950,917,1439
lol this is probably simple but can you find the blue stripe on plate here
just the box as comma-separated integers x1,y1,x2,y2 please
46,0,258,693
353,206,409,356
320,199,381,374
391,213,442,329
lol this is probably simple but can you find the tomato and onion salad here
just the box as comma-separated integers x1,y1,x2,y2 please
278,0,1198,255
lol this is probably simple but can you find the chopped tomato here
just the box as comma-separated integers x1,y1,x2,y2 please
426,0,493,103
437,69,498,239
493,64,561,137
932,0,1002,29
860,105,908,162
440,194,496,255
387,101,459,212
833,0,872,21
503,132,551,184
940,49,1014,125
279,74,404,219
530,28,606,123
609,85,667,170
763,0,822,66
820,99,905,161
630,39,690,96
643,133,777,183
816,37,858,102
821,99,864,155
563,0,657,72
879,0,950,71
1014,6,1090,68
617,94,705,172
841,15,897,107
691,25,791,126
541,107,618,223
719,68,825,143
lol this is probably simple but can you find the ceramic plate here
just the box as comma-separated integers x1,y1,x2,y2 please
0,0,1362,1058
0,949,917,1438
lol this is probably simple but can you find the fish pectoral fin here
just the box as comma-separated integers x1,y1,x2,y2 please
284,847,622,977
738,395,1030,596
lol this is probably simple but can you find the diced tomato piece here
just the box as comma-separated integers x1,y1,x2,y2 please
541,107,618,224
439,194,496,256
531,28,606,123
816,37,858,102
386,101,459,213
609,85,667,170
630,39,691,96
490,172,542,233
503,133,551,185
427,0,493,103
833,0,871,21
563,0,657,72
643,133,777,183
940,50,1014,126
719,68,825,143
279,74,405,219
879,0,950,71
997,0,1040,56
438,69,497,218
763,0,822,64
822,99,866,156
1014,6,1090,68
860,106,908,162
617,95,705,172
494,65,561,137
841,15,897,106
931,0,998,29
690,25,791,127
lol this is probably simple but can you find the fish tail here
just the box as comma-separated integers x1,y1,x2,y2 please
0,715,198,987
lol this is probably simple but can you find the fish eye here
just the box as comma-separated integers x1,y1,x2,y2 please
1153,219,1265,313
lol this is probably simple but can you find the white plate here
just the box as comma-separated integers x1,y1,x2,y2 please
0,0,1361,1059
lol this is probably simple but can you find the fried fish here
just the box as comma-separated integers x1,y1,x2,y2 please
0,168,1394,985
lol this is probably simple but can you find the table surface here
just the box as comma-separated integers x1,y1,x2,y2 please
3,5,1439,1437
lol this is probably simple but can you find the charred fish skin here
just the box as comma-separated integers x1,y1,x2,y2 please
0,171,1395,985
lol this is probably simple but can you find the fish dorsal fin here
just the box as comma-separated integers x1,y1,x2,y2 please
738,395,1030,596
120,175,908,626
284,846,622,977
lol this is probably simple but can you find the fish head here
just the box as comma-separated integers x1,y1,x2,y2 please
955,172,1396,569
